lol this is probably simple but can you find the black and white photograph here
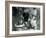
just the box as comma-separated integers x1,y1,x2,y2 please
5,1,45,37
12,7,40,31
9,3,44,35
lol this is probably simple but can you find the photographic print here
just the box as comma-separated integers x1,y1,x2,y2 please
12,7,40,31
5,1,45,37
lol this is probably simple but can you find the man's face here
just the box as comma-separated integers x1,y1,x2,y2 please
19,20,23,24
32,16,36,20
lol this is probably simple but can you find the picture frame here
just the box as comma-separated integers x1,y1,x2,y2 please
5,1,45,37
